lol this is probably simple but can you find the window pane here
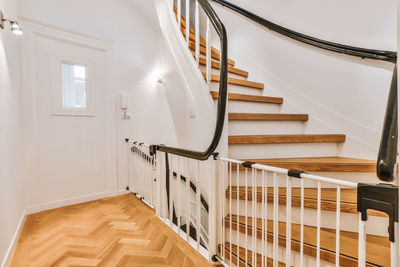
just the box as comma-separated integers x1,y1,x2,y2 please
61,63,87,109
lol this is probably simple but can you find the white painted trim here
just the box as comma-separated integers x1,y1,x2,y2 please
26,190,131,215
1,209,27,267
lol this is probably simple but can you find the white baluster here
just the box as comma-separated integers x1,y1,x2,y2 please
186,0,190,45
252,168,256,267
273,173,278,267
177,156,181,235
186,158,190,242
177,0,181,30
206,17,212,87
245,168,248,266
236,163,240,267
196,160,201,250
169,155,173,227
286,175,292,267
261,170,265,267
358,214,367,267
229,162,232,266
317,181,321,266
336,186,341,267
300,178,304,267
195,0,200,65
208,157,218,261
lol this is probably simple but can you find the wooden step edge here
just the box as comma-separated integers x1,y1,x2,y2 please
225,215,388,267
205,73,264,90
190,42,235,66
228,134,346,145
199,57,249,78
229,113,309,121
218,243,286,267
225,187,386,217
210,91,283,104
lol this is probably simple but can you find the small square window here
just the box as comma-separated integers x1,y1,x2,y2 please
61,63,87,109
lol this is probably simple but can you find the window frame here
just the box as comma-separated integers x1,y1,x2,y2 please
52,58,96,117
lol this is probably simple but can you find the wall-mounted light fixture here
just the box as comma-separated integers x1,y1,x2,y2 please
0,10,23,36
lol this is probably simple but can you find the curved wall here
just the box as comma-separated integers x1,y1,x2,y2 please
211,0,397,159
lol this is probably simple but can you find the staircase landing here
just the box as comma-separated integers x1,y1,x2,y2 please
10,194,214,267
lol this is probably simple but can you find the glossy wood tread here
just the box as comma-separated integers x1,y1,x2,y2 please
199,57,249,77
228,134,346,145
226,186,385,217
10,194,214,267
224,214,389,267
241,157,376,172
204,73,264,89
229,113,309,121
190,41,235,66
210,91,283,104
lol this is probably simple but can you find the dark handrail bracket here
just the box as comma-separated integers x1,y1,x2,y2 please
357,183,399,242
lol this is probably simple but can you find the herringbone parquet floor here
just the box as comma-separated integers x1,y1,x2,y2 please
10,194,214,267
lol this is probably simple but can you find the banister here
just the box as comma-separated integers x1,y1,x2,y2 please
151,0,228,160
210,0,397,63
377,65,398,182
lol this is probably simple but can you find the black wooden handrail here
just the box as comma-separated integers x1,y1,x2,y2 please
151,0,228,161
211,0,397,63
377,65,398,182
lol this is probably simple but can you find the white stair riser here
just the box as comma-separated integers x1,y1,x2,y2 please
228,142,342,159
224,199,388,236
229,121,307,135
210,82,264,95
199,65,247,80
227,101,283,113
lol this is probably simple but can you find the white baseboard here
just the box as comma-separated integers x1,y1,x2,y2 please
25,190,130,215
1,208,27,267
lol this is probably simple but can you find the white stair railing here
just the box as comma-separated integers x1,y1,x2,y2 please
127,141,397,266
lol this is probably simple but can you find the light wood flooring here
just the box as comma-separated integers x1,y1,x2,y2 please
10,193,214,267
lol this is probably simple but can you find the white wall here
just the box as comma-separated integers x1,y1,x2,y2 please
0,0,25,264
211,0,397,159
17,0,206,197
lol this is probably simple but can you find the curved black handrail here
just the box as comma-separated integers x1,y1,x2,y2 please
377,65,398,182
211,0,397,63
151,0,228,161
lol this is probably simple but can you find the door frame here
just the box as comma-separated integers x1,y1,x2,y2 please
20,17,118,213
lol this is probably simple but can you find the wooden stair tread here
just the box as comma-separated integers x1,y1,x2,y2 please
190,41,235,66
203,73,264,89
218,242,286,267
210,92,283,104
226,186,386,217
229,113,309,121
225,214,389,267
241,157,376,172
199,57,249,77
229,134,346,144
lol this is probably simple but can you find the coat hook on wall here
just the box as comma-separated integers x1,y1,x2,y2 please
0,10,23,36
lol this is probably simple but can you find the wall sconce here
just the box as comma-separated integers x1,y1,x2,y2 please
0,10,23,36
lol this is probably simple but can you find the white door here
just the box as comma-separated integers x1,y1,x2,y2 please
28,24,116,209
